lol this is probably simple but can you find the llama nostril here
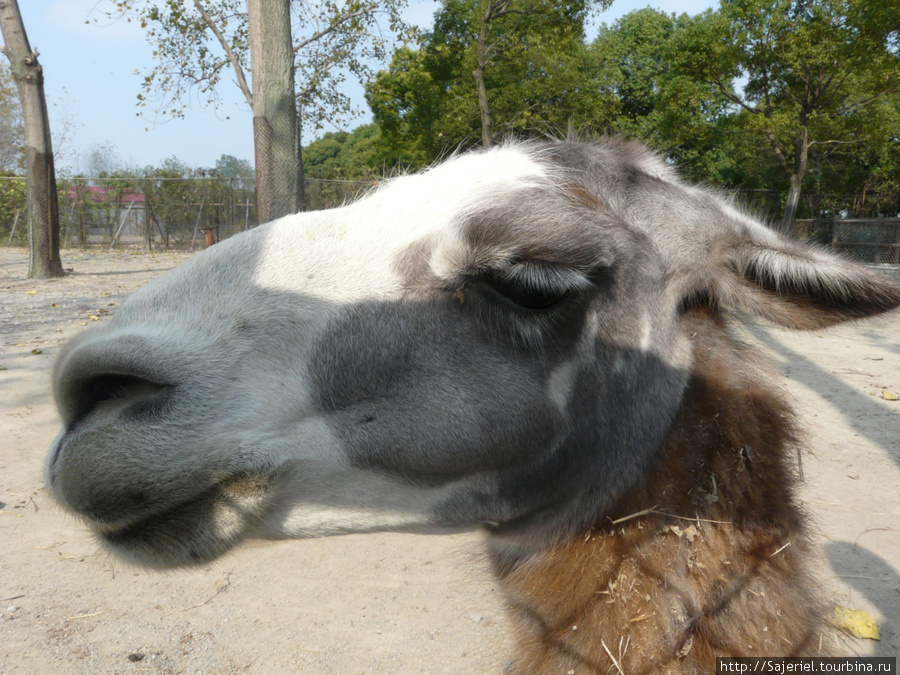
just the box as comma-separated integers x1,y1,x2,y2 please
66,373,170,429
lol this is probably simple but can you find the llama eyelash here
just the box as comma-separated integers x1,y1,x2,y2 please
471,261,589,311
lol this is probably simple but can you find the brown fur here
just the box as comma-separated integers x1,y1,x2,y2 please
496,309,840,673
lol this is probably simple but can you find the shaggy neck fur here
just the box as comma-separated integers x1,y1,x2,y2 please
494,309,837,674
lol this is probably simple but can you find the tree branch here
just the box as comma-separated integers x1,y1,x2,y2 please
297,60,341,100
193,0,252,108
486,0,530,22
713,79,760,115
294,4,377,53
765,128,792,176
837,88,899,116
807,138,862,148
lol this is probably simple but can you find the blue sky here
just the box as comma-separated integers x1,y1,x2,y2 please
17,0,715,173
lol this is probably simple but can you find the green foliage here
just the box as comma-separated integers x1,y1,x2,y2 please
214,154,253,178
590,9,742,184
0,62,24,173
669,0,900,224
213,153,254,190
141,156,206,239
0,176,26,243
368,0,616,162
303,123,386,180
366,46,439,167
107,0,247,119
364,0,898,222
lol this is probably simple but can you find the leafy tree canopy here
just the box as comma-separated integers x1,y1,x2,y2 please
368,0,615,164
590,8,744,184
303,123,387,180
669,0,900,230
214,154,254,178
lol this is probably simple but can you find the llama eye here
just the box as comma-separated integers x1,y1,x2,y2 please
487,278,569,310
481,266,573,311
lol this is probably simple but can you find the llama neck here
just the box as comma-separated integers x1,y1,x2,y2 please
493,338,836,673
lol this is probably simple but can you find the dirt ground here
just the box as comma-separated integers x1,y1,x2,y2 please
1,246,898,674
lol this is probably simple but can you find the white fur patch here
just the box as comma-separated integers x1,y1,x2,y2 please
639,313,654,352
546,361,577,413
253,145,551,300
259,463,456,538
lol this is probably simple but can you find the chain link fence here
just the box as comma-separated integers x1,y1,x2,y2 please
0,175,371,249
794,218,900,265
736,189,900,223
1,176,897,261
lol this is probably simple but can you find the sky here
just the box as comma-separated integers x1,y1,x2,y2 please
15,0,716,173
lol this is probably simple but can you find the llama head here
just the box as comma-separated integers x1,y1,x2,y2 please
46,139,900,567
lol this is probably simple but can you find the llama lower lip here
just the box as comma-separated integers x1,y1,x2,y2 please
94,473,273,567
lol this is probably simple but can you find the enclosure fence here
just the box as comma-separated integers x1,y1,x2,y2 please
1,175,897,263
794,218,900,265
0,175,372,250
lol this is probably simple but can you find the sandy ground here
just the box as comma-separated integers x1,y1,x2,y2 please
0,246,898,674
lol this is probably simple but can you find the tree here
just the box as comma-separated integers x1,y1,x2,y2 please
440,0,613,147
214,153,254,189
368,0,614,160
81,140,128,178
111,0,409,221
0,61,23,173
246,0,296,223
366,46,440,167
303,123,383,180
672,0,900,234
589,9,745,185
0,0,64,277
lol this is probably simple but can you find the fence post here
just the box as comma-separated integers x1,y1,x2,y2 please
144,178,152,251
109,200,135,249
63,179,72,249
6,209,19,245
190,198,205,251
230,177,235,239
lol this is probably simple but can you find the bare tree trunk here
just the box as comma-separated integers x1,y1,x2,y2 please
780,177,802,237
0,0,64,278
473,4,493,148
248,0,301,223
777,129,810,238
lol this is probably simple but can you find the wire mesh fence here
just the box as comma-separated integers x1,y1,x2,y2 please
795,218,900,265
0,175,371,249
736,189,900,224
1,175,898,264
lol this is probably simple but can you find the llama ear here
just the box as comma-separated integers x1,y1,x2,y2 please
716,228,900,330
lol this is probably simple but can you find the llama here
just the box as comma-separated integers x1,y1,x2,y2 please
46,139,900,672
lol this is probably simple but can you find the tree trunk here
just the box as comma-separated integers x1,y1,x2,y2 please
248,0,301,223
0,0,64,278
777,129,810,238
473,4,493,148
779,176,802,237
